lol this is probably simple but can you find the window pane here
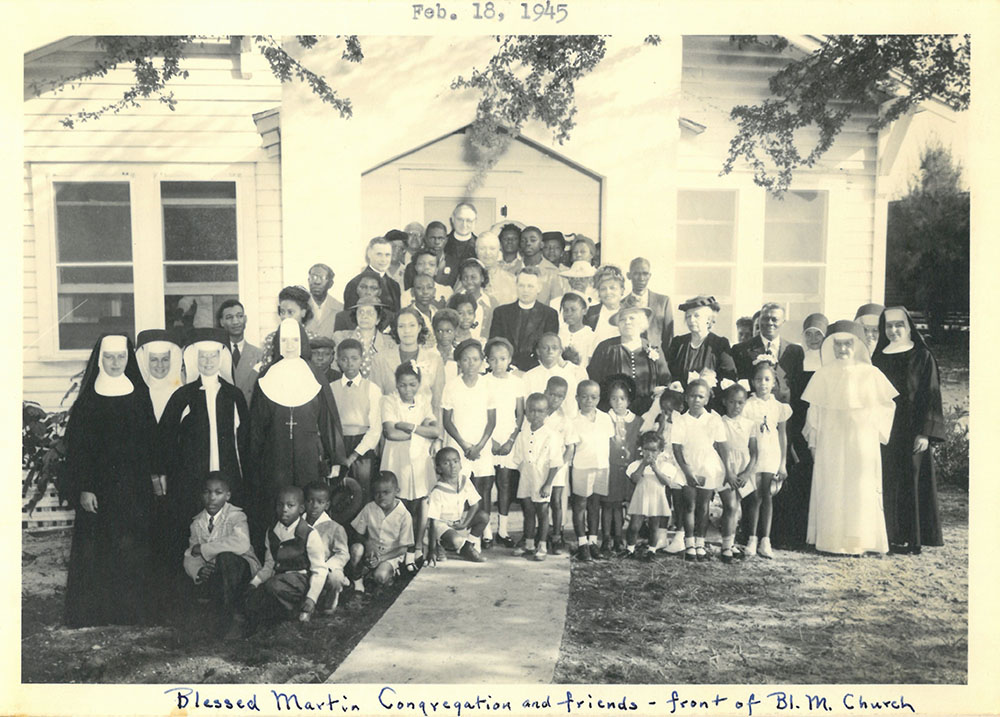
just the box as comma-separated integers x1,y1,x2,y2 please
164,264,239,283
161,181,236,200
763,267,822,295
764,190,827,262
161,181,237,261
59,266,133,285
678,190,736,222
676,223,735,262
165,294,236,331
55,181,132,262
57,282,135,350
675,267,733,299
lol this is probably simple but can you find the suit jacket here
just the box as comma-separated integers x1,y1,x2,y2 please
305,295,342,339
622,290,674,350
489,301,560,371
343,266,402,314
231,341,264,408
444,231,478,273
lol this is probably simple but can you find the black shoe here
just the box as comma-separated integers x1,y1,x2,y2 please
575,545,592,562
482,538,493,551
684,549,697,562
495,535,515,548
588,543,603,560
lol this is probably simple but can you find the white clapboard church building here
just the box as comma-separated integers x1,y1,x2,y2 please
23,35,962,411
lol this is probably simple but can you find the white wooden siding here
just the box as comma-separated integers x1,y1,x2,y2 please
23,37,282,411
679,35,881,325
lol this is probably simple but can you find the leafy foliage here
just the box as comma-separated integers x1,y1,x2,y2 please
33,36,362,128
886,143,969,337
935,404,969,491
723,35,971,194
22,370,84,513
452,36,607,190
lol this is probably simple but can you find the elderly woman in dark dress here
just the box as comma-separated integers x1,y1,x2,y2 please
587,305,669,416
871,306,946,554
665,295,737,409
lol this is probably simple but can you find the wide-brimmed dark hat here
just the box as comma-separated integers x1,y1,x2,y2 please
347,296,388,312
679,295,720,313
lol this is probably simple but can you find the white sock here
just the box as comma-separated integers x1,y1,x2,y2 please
684,537,695,549
498,515,509,537
653,528,668,550
353,579,365,593
722,535,734,551
525,538,536,551
626,544,636,553
469,535,481,550
404,550,415,564
483,523,493,540
695,537,705,549
589,535,599,545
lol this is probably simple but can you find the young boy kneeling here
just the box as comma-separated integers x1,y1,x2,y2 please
243,486,329,635
304,481,351,614
426,447,488,565
183,473,261,636
348,472,414,592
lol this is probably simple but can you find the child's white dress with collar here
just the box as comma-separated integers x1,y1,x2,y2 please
626,454,675,517
380,393,436,499
511,422,565,502
484,371,527,470
441,374,496,476
671,410,727,490
742,394,792,474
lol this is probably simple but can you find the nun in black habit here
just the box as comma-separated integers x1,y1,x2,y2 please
158,328,250,563
871,306,947,553
63,334,158,627
248,319,348,545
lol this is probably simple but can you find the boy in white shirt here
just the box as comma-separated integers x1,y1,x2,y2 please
426,447,489,564
303,481,350,614
511,393,565,561
348,472,415,591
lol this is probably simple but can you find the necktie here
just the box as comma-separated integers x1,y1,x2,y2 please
208,515,214,533
231,343,241,370
346,379,354,387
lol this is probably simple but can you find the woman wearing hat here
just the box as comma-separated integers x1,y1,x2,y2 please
803,320,897,555
872,307,946,554
584,265,628,345
260,286,320,371
587,304,669,416
665,296,738,409
333,295,396,380
552,260,599,310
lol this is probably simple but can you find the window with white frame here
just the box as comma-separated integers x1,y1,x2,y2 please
763,190,828,343
33,165,256,357
675,189,737,335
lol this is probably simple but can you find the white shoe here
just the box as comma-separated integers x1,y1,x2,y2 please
664,531,687,554
758,537,773,559
745,536,758,557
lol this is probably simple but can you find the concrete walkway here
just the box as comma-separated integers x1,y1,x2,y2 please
328,535,572,684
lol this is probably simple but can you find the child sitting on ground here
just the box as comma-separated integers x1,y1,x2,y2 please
625,432,675,559
243,486,328,634
511,393,565,561
303,481,350,614
348,472,415,592
426,447,489,564
183,473,261,636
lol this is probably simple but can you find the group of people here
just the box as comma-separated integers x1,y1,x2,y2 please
61,201,947,638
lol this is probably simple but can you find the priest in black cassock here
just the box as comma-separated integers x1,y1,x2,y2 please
248,319,346,546
488,266,559,371
158,328,249,564
64,334,158,627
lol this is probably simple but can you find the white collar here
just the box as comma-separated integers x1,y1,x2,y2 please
518,300,536,310
370,267,385,278
310,511,332,527
762,336,781,351
274,516,304,538
205,503,230,523
200,373,221,389
341,374,360,386
258,357,322,407
453,232,472,242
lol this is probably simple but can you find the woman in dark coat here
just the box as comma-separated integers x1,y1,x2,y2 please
665,295,737,411
587,305,668,415
63,334,158,627
871,306,946,553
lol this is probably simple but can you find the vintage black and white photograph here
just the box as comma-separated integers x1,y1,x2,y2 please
14,13,982,710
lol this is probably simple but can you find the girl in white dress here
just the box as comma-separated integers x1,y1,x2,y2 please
741,359,792,559
625,432,675,559
719,379,759,563
672,379,733,562
381,362,440,569
484,337,525,547
442,339,498,542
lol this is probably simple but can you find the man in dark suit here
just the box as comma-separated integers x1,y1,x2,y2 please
444,201,479,271
342,236,402,314
488,266,559,371
623,257,674,350
217,299,264,408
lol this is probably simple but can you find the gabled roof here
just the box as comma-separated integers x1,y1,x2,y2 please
362,122,605,181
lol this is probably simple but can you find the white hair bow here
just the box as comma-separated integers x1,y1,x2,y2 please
752,354,776,367
668,381,685,393
687,371,701,384
720,378,751,392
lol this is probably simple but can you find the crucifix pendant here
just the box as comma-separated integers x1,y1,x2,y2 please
286,409,297,439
